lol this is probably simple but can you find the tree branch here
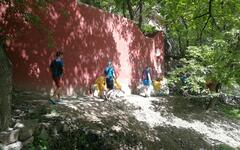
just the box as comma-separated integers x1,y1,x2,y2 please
209,0,213,17
199,0,218,43
193,12,209,19
200,15,211,43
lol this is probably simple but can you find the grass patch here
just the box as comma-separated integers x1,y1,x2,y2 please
218,104,240,120
216,144,235,150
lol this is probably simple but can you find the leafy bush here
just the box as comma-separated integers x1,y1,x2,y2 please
168,29,240,95
142,24,157,35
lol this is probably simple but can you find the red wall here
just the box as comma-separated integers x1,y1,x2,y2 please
0,0,164,95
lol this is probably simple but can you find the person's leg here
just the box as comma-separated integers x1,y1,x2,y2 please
55,87,61,100
109,79,114,90
143,86,148,97
49,79,57,104
146,85,151,97
50,78,57,100
52,90,57,99
106,79,114,99
143,79,149,97
106,78,114,90
106,78,110,90
52,77,62,101
52,80,58,98
51,89,58,102
56,78,63,101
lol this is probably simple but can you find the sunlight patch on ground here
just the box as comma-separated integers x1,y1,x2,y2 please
58,98,115,124
51,95,240,148
84,112,102,123
44,111,60,118
125,95,240,148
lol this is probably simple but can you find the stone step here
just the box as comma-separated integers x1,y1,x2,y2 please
1,141,23,150
0,129,19,145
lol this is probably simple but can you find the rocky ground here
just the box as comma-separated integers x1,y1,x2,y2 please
1,94,240,150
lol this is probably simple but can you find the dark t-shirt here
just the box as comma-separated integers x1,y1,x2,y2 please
142,69,151,86
142,69,150,80
50,58,64,78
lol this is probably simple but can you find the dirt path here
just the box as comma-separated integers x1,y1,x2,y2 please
53,95,240,148
124,95,240,148
12,94,240,149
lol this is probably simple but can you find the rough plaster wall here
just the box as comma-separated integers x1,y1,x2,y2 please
0,0,164,96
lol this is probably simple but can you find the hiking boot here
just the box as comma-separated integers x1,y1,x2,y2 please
48,98,56,105
56,99,64,104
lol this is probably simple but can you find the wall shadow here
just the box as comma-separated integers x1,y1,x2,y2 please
0,0,164,95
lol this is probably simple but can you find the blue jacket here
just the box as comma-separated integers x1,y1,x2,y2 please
104,67,115,80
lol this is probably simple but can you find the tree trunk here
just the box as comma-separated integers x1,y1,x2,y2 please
122,1,126,17
0,44,12,131
138,0,143,29
180,16,189,48
126,0,134,20
176,30,183,56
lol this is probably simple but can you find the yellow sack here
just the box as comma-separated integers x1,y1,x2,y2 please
153,80,161,91
94,76,122,96
95,76,106,96
114,79,122,90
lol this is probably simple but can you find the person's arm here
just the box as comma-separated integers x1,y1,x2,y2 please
60,61,64,76
50,59,55,69
113,68,116,79
62,67,64,76
148,73,152,84
104,68,108,78
50,61,53,71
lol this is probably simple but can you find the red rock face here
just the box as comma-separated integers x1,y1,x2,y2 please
0,0,164,95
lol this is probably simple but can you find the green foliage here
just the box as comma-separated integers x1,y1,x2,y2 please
158,0,240,55
168,46,210,95
216,144,236,150
76,0,240,56
77,0,104,8
31,136,49,150
142,24,157,35
218,104,240,120
168,29,240,95
77,0,161,30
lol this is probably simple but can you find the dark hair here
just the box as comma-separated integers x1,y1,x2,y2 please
56,51,63,57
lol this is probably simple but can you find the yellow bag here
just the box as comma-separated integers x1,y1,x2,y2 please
94,76,122,96
95,76,106,96
153,80,161,91
114,79,122,90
